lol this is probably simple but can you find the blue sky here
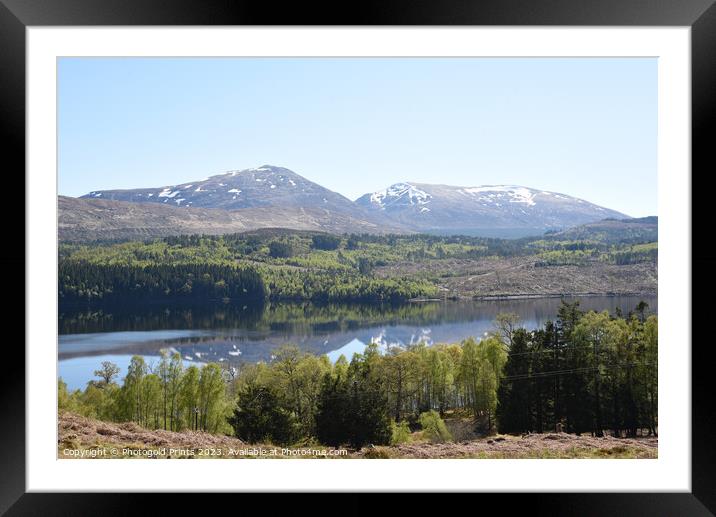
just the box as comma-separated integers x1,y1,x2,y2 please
58,57,657,216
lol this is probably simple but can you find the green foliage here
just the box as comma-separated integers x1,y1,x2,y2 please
535,249,597,267
528,239,597,252
314,370,352,447
59,373,119,421
605,242,658,265
268,240,294,258
157,351,184,431
268,345,331,436
497,300,658,437
178,365,200,430
229,383,299,445
390,419,412,445
198,363,231,434
496,328,533,433
93,361,120,387
315,345,392,448
59,232,444,304
64,355,231,433
58,379,72,411
418,410,453,443
357,257,373,275
311,234,341,251
458,336,507,432
547,217,658,245
59,263,267,304
533,240,657,266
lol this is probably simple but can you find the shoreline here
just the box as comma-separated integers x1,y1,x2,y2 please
411,291,657,303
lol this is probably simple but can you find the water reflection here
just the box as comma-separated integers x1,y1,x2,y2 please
58,296,657,391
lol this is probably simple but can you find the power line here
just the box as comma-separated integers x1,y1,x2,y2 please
503,344,597,357
501,361,656,382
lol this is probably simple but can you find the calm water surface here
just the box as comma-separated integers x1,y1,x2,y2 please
58,296,657,391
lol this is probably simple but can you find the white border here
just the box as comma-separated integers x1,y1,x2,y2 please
27,27,690,492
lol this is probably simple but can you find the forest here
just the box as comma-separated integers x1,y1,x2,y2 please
58,229,658,305
59,301,658,449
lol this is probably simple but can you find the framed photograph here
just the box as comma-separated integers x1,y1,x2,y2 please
5,0,713,512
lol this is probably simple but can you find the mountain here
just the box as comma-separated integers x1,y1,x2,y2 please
355,183,629,237
59,196,402,242
82,165,363,214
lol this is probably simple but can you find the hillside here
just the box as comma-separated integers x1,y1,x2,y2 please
59,223,658,307
375,256,657,299
372,217,658,298
58,195,405,242
58,412,657,460
545,216,658,244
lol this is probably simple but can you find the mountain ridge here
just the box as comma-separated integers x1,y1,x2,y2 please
66,165,632,241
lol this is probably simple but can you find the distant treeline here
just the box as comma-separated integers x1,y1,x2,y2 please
58,262,435,305
58,262,267,304
608,243,658,265
60,301,657,448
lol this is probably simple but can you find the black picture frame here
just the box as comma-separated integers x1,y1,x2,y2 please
2,0,713,513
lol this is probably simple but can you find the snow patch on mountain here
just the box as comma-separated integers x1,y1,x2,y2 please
158,189,180,198
461,186,537,206
369,182,432,208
